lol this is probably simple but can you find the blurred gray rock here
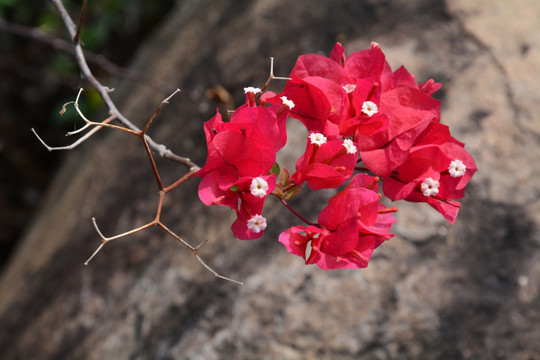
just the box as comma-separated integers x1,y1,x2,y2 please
1,0,539,359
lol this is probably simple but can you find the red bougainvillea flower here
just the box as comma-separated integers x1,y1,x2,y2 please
230,174,276,240
195,42,476,262
232,208,268,240
197,97,290,179
198,167,276,240
382,122,477,223
198,168,275,209
291,132,359,190
359,85,441,177
279,174,396,269
278,42,388,134
196,92,290,240
275,42,443,179
270,76,336,133
383,65,442,96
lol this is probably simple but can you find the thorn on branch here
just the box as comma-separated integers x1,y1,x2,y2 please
195,238,209,250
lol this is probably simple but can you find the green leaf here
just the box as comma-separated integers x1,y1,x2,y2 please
270,162,281,177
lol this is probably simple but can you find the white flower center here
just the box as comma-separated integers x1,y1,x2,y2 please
421,177,440,197
362,101,378,117
244,87,261,94
309,132,327,146
281,96,295,109
250,177,269,198
342,139,357,154
448,159,466,177
247,214,267,233
342,84,356,94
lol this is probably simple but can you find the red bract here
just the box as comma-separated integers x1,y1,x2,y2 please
273,76,332,133
292,133,358,190
383,123,477,223
198,169,275,209
278,42,443,179
197,95,289,240
198,168,276,240
290,42,388,84
360,86,440,176
339,77,383,135
196,103,282,179
279,174,396,269
385,65,442,95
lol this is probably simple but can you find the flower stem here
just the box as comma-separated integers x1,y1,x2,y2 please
279,198,316,226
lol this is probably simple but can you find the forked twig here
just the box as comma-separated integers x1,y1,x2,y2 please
84,217,155,265
39,0,241,285
49,0,199,171
256,57,292,102
76,91,241,284
85,183,242,285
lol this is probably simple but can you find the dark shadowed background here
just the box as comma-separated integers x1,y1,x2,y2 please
1,0,539,359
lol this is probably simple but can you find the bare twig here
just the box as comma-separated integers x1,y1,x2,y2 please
38,1,248,285
159,222,243,286
256,57,292,102
84,217,155,265
31,114,115,152
85,184,243,285
49,0,199,171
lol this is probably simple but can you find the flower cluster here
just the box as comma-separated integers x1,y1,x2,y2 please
197,42,476,269
196,88,292,239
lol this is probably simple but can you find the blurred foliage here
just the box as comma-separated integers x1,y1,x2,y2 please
1,0,175,126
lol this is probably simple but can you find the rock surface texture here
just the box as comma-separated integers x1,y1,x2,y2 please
1,0,539,359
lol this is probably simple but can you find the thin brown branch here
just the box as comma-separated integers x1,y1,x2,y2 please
142,89,181,134
141,134,164,191
73,0,87,44
138,88,183,191
164,169,198,193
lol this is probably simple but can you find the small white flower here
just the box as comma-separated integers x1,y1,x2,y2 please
309,132,327,146
421,177,440,197
448,159,466,178
250,177,269,198
281,96,295,109
244,87,261,94
362,101,378,117
247,214,267,233
371,41,380,50
342,84,356,94
342,139,357,154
